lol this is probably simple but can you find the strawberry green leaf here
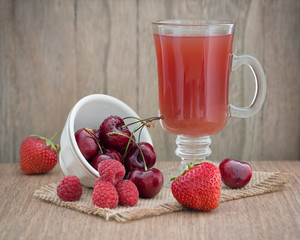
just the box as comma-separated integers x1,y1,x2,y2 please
45,139,54,148
30,134,57,151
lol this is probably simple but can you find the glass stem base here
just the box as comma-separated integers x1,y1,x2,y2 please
163,135,212,186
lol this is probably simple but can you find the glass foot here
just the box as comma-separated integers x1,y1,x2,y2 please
163,135,212,187
175,135,212,161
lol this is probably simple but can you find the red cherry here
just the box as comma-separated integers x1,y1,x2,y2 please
124,142,156,172
99,116,132,149
92,129,100,141
90,148,123,170
129,168,163,198
118,135,136,157
90,154,111,170
75,128,99,161
103,148,123,163
219,158,252,189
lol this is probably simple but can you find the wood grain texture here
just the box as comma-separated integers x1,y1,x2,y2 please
0,0,299,163
0,161,299,239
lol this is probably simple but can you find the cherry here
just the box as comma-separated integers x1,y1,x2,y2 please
99,116,132,149
118,135,136,157
124,142,156,172
103,148,123,163
75,128,99,161
219,158,252,189
129,168,163,198
92,129,100,141
90,148,123,170
90,154,111,170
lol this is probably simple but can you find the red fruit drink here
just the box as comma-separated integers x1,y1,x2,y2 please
153,33,234,137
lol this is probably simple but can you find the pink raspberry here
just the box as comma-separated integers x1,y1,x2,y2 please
57,175,82,201
92,179,118,209
115,180,139,206
93,177,103,189
98,159,125,185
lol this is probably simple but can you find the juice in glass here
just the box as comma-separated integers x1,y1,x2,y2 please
153,33,234,137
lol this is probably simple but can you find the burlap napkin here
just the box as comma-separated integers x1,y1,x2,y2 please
33,170,291,222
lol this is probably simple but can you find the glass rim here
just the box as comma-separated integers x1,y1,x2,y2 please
152,19,235,27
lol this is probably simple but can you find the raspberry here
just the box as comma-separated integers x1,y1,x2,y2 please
115,180,139,206
98,159,125,185
92,179,118,209
57,175,82,201
93,177,103,188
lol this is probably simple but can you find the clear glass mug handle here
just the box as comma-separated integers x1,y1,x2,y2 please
229,54,267,118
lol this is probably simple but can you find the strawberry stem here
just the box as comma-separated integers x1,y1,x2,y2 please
50,131,61,141
55,144,61,153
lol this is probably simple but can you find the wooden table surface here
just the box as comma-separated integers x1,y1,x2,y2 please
0,161,299,240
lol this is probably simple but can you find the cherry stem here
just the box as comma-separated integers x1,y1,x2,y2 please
137,124,145,144
121,115,165,155
110,115,165,170
122,123,143,159
122,115,165,129
107,131,148,171
84,128,103,154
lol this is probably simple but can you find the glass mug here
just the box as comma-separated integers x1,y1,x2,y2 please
152,20,266,184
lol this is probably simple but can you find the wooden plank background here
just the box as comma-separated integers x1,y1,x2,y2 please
0,0,299,163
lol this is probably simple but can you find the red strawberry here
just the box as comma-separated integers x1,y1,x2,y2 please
19,133,60,174
171,162,222,211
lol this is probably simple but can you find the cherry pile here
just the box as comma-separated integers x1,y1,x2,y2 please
75,115,164,198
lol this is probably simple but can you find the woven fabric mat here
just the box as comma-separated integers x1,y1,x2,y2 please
33,171,291,222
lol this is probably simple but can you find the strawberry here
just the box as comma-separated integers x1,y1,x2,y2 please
171,162,222,211
19,132,60,174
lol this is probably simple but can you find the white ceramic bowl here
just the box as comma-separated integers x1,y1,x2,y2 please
59,94,153,187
